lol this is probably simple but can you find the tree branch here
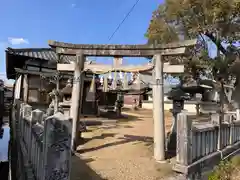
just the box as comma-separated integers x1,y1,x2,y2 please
203,31,227,55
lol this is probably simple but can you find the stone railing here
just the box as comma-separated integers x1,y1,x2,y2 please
173,111,240,179
13,102,72,180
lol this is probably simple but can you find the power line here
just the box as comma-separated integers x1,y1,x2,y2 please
93,0,140,67
108,0,141,41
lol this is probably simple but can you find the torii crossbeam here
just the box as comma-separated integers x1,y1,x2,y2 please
48,39,196,57
48,39,197,162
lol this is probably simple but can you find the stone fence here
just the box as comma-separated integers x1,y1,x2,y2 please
173,111,240,178
11,101,72,180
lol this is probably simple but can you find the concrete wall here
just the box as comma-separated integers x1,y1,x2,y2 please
142,101,197,112
142,101,218,113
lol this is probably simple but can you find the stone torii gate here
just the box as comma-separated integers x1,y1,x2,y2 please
48,39,197,162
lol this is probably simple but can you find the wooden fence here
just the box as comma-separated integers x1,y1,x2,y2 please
12,102,72,180
173,111,240,178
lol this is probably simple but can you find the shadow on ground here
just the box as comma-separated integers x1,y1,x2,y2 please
71,154,107,180
86,133,116,141
78,134,176,159
100,111,143,122
80,112,142,127
77,133,117,147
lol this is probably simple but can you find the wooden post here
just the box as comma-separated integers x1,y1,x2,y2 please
70,54,85,151
23,74,28,103
20,74,24,100
153,54,165,162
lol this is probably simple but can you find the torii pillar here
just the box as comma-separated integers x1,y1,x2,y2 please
72,54,85,151
152,52,186,162
153,54,165,162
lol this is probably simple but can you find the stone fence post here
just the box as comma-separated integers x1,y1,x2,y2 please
28,109,44,163
236,109,240,120
176,112,192,165
21,104,32,140
211,113,223,150
42,112,72,180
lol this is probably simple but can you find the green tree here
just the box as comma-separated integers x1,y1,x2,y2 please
146,0,240,110
146,0,240,43
145,0,240,81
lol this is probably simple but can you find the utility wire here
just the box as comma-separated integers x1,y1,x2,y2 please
108,0,141,41
93,0,140,72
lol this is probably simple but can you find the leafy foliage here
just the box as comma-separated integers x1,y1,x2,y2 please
146,0,240,42
146,0,240,82
208,156,240,180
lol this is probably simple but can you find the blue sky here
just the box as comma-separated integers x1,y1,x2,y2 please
0,0,161,81
0,0,238,85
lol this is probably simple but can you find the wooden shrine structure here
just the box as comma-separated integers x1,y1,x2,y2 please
48,39,197,161
6,48,114,115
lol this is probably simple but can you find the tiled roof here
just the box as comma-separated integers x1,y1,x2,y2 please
6,47,76,63
5,47,95,79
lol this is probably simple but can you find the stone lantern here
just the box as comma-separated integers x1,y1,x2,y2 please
59,79,72,117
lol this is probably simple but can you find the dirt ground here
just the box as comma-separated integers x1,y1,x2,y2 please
70,109,178,180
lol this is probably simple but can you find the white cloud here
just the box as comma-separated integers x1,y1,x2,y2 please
8,37,29,45
71,3,76,8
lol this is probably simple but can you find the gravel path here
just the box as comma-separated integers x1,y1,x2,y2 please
70,109,180,180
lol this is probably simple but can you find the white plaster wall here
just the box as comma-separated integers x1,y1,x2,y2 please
142,102,196,112
148,95,169,101
142,102,218,113
142,102,192,111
